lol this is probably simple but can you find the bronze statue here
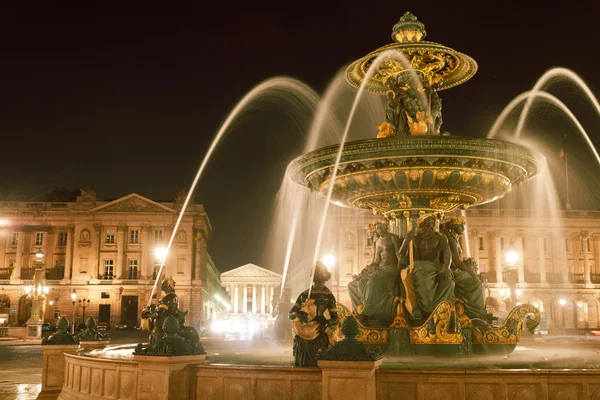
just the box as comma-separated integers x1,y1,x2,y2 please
75,317,108,342
441,217,488,323
142,277,179,344
400,213,454,320
289,262,338,367
351,221,402,325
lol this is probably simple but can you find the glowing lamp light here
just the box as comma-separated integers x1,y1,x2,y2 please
577,301,583,308
516,288,522,297
559,298,566,306
49,300,54,306
533,302,539,308
505,249,519,266
155,247,168,263
70,289,77,303
322,254,336,271
24,286,32,295
43,286,49,295
35,249,44,259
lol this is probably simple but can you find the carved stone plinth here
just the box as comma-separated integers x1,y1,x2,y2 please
38,344,79,399
318,360,381,400
133,354,206,400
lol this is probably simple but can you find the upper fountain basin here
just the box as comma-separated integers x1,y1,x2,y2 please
288,136,544,216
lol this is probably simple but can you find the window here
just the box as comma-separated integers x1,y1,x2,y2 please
53,299,61,319
565,238,569,252
10,233,18,246
129,229,139,244
128,259,139,279
177,258,185,274
101,292,110,299
478,237,485,251
34,232,44,246
154,230,164,242
522,238,527,251
58,231,68,246
500,237,505,251
543,238,547,251
103,259,114,279
105,229,115,244
581,237,591,252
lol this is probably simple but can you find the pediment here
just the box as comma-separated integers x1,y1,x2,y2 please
90,194,176,214
221,263,282,279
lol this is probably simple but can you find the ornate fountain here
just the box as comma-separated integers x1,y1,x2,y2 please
288,12,543,355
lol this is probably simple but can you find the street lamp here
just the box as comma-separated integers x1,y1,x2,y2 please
153,246,168,279
504,245,520,309
24,249,49,337
78,298,90,323
70,289,77,334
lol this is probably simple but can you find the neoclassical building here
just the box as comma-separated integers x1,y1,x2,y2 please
330,208,600,332
0,190,221,330
220,264,282,316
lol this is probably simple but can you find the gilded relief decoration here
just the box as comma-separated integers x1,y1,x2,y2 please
472,304,541,345
409,300,463,344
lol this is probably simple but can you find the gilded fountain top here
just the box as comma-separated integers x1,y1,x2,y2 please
346,12,477,94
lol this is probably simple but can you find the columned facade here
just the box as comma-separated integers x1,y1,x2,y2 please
220,263,282,317
0,192,218,330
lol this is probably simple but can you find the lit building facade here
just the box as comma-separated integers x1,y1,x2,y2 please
220,264,282,316
331,208,600,332
0,191,220,330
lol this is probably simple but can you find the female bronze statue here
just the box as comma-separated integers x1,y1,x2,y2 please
289,262,338,367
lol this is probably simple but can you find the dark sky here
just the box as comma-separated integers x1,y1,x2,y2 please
1,2,599,272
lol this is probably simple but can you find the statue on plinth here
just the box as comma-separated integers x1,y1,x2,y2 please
41,317,78,345
400,214,454,320
289,262,339,367
350,221,402,325
134,315,205,357
75,317,108,341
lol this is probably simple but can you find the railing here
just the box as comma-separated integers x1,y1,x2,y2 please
0,267,13,280
591,274,600,284
45,267,64,280
0,327,8,337
546,273,564,284
524,273,541,284
20,268,35,280
569,273,585,284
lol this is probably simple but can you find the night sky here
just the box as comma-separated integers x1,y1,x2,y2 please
1,2,599,272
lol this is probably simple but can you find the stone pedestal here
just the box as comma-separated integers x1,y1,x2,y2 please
26,319,43,338
318,360,381,400
133,354,206,400
38,344,79,399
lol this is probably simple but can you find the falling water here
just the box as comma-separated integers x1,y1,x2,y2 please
488,90,600,166
147,77,320,305
307,50,428,297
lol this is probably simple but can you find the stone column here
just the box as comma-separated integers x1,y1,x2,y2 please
93,223,102,279
470,230,480,265
116,225,126,278
242,285,247,314
516,236,526,286
141,225,150,279
234,285,239,314
582,231,592,286
495,234,503,284
593,234,600,278
559,232,569,284
269,285,274,314
14,229,24,279
0,229,6,268
63,225,74,282
252,284,257,314
45,228,55,276
538,235,547,285
261,285,266,315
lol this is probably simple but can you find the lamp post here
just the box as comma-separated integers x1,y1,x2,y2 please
78,298,90,323
70,289,77,334
24,250,49,337
505,246,520,309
